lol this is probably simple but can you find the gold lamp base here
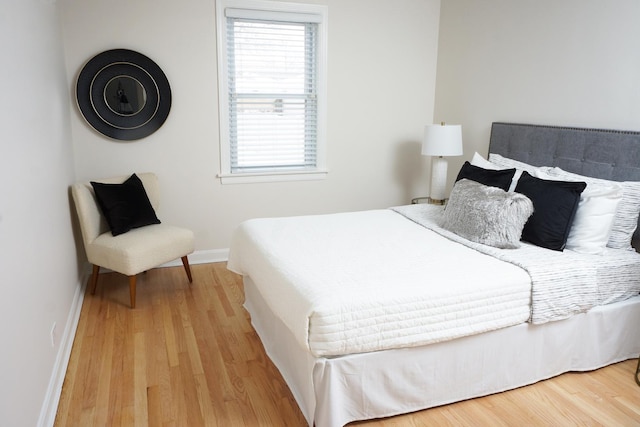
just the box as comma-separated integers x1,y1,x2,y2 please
427,197,447,205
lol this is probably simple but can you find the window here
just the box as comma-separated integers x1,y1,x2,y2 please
216,0,328,183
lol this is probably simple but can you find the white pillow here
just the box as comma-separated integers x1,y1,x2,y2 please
543,167,636,251
471,152,500,170
532,168,622,255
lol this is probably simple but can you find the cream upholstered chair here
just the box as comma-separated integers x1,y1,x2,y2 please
71,172,194,308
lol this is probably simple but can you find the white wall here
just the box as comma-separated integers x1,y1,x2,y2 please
60,0,442,254
9,1,640,425
434,0,640,188
0,1,80,426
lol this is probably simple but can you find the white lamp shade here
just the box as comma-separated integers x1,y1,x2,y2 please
422,124,463,156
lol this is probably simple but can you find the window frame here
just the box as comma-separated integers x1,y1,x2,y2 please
216,0,328,184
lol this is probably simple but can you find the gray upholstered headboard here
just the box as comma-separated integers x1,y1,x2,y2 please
488,122,640,243
488,122,640,181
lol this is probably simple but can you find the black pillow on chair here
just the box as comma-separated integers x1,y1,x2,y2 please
455,161,516,191
91,173,161,236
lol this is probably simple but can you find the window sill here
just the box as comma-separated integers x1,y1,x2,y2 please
218,169,328,184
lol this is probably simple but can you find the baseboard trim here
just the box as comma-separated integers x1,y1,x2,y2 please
161,248,230,267
37,248,228,426
38,273,86,427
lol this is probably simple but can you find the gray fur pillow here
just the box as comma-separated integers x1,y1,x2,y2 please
442,179,534,249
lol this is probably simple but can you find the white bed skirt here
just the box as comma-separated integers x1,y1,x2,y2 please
244,276,640,427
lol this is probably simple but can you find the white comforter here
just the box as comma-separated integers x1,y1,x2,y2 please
394,204,640,322
227,207,532,357
228,205,640,357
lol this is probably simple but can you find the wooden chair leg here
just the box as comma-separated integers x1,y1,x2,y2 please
90,265,100,294
129,275,137,309
181,256,193,283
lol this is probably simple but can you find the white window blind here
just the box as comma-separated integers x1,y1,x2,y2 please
224,11,320,175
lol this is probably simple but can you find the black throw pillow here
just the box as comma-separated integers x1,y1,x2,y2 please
91,173,161,236
514,171,586,251
455,161,516,191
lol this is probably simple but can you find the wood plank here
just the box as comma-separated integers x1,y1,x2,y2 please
133,331,149,427
54,262,640,426
93,306,115,426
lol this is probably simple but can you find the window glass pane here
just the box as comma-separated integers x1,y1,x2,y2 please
227,17,318,173
233,21,309,94
231,97,316,169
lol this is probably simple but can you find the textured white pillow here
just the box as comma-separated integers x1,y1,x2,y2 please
532,168,622,255
442,179,534,249
488,153,543,173
544,167,635,251
486,153,540,192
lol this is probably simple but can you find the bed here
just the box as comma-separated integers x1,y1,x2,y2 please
227,122,640,426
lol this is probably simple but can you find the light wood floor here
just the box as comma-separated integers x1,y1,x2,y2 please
55,262,640,426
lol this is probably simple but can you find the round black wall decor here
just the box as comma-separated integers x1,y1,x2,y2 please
76,49,172,141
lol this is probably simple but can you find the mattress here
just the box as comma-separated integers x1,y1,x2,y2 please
227,208,532,357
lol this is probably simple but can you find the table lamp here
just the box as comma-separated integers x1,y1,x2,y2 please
422,123,463,204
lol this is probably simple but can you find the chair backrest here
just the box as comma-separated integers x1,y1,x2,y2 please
71,173,159,246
